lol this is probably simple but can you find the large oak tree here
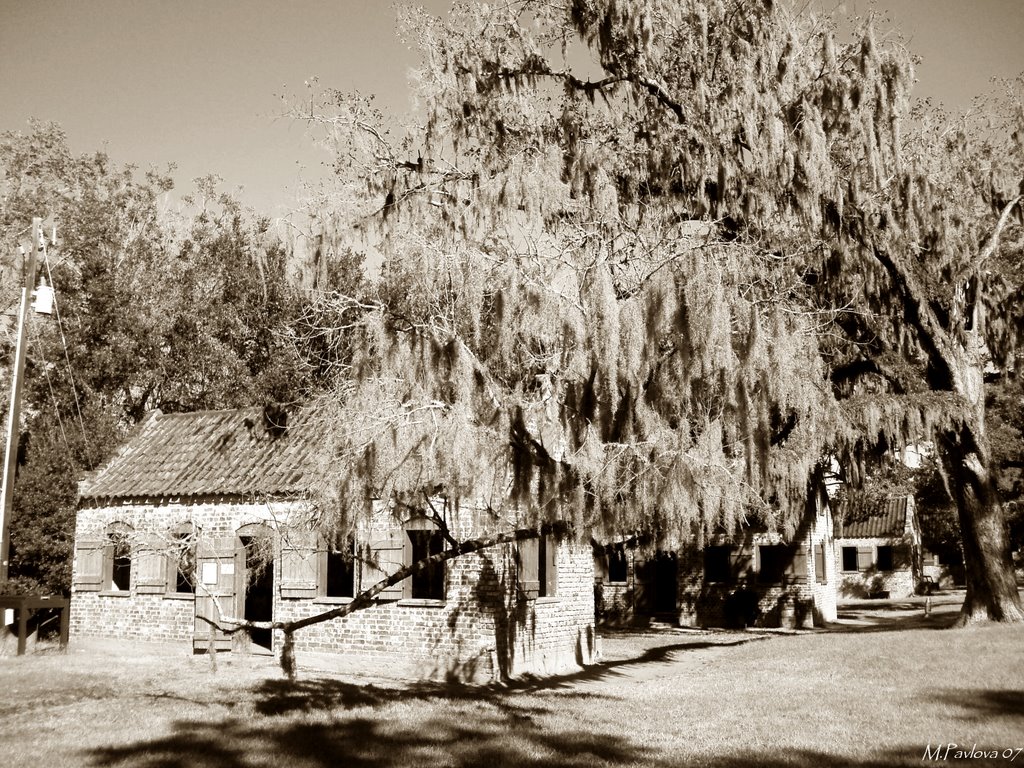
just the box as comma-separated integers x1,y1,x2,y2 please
301,0,1022,625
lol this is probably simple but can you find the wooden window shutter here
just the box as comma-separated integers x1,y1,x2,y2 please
730,547,752,581
136,535,168,594
102,539,116,590
280,529,318,599
542,535,558,597
518,538,540,598
195,536,215,561
857,546,873,570
788,546,808,582
363,531,404,600
893,544,911,568
814,542,826,584
194,536,240,595
73,539,105,592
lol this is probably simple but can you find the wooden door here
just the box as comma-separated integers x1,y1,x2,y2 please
193,536,240,652
635,550,677,616
652,551,678,614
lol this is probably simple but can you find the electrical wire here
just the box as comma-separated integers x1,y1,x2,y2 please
27,311,72,458
41,244,90,459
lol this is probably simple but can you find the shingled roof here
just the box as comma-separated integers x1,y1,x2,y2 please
838,496,911,538
79,406,322,502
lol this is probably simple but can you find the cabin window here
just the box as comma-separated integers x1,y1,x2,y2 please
756,545,787,584
104,523,133,592
704,545,734,583
171,526,196,594
841,546,859,572
324,536,356,599
876,545,894,572
842,545,873,571
407,528,445,601
607,543,628,584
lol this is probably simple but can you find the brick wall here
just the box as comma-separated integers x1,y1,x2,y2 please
276,503,595,680
593,545,637,625
71,498,595,681
680,490,838,628
808,498,838,623
71,498,296,642
594,491,839,629
834,536,917,598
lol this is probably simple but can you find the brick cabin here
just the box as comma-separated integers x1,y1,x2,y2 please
72,407,597,681
834,495,929,598
595,485,838,628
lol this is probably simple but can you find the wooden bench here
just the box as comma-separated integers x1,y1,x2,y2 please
0,595,70,655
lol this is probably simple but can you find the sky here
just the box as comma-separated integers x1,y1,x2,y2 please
1,0,1023,217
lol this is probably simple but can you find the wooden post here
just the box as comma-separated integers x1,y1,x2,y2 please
16,601,28,656
58,600,70,650
0,218,42,585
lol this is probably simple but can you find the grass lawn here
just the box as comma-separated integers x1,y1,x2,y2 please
1,605,1022,767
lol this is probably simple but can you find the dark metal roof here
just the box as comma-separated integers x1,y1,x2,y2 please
79,406,321,502
838,497,910,538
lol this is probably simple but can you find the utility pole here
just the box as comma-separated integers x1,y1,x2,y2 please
0,217,43,585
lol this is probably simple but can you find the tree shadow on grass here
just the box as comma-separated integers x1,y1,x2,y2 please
88,706,648,768
85,637,765,768
85,635,972,768
253,637,761,715
828,605,960,633
87,720,967,768
935,687,1024,722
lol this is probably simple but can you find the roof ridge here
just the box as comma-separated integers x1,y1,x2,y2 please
155,405,266,418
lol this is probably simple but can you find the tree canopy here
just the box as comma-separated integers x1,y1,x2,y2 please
301,0,1023,623
0,122,346,594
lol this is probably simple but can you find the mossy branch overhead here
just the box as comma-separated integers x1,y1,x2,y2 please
296,0,1024,622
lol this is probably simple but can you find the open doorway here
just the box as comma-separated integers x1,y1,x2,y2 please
239,528,274,651
636,550,678,618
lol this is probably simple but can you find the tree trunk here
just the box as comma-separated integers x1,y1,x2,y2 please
938,420,1024,624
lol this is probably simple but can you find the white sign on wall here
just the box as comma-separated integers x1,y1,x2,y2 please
201,562,218,585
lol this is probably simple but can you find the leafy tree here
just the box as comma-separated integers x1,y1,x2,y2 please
4,404,122,595
192,4,848,668
144,176,313,413
1,121,173,593
913,456,964,577
0,124,317,594
287,0,1023,627
283,213,369,387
